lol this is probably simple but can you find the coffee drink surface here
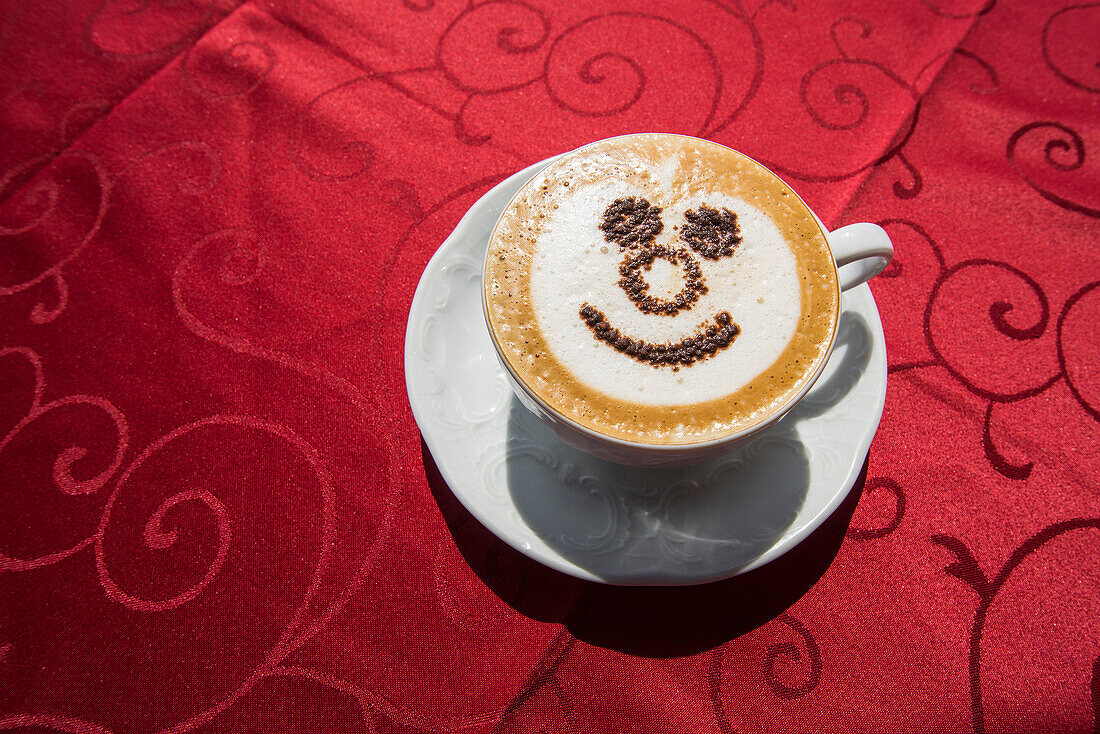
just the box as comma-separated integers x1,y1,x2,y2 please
484,134,839,444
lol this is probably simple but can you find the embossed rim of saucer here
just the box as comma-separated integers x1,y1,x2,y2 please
404,157,888,586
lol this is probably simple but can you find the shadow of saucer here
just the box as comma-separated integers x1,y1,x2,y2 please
422,438,868,657
419,310,875,656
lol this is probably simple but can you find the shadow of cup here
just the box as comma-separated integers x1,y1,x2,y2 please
505,310,873,585
788,310,873,423
506,401,809,584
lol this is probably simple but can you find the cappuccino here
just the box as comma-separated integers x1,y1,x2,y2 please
484,134,838,444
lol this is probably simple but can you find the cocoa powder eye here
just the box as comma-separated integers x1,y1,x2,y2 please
599,197,664,248
681,204,742,259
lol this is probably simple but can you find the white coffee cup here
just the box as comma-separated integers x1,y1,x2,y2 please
484,135,892,467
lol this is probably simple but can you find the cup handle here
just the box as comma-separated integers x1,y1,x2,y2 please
827,223,894,292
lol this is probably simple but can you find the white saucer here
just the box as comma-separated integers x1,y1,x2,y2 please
404,159,888,586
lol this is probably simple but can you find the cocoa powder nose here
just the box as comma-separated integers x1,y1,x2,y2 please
618,243,707,316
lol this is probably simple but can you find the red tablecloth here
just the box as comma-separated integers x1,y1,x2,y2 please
2,0,1098,731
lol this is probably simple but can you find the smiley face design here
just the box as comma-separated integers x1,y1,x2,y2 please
579,197,743,369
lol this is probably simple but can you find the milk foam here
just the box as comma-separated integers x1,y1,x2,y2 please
529,176,801,407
